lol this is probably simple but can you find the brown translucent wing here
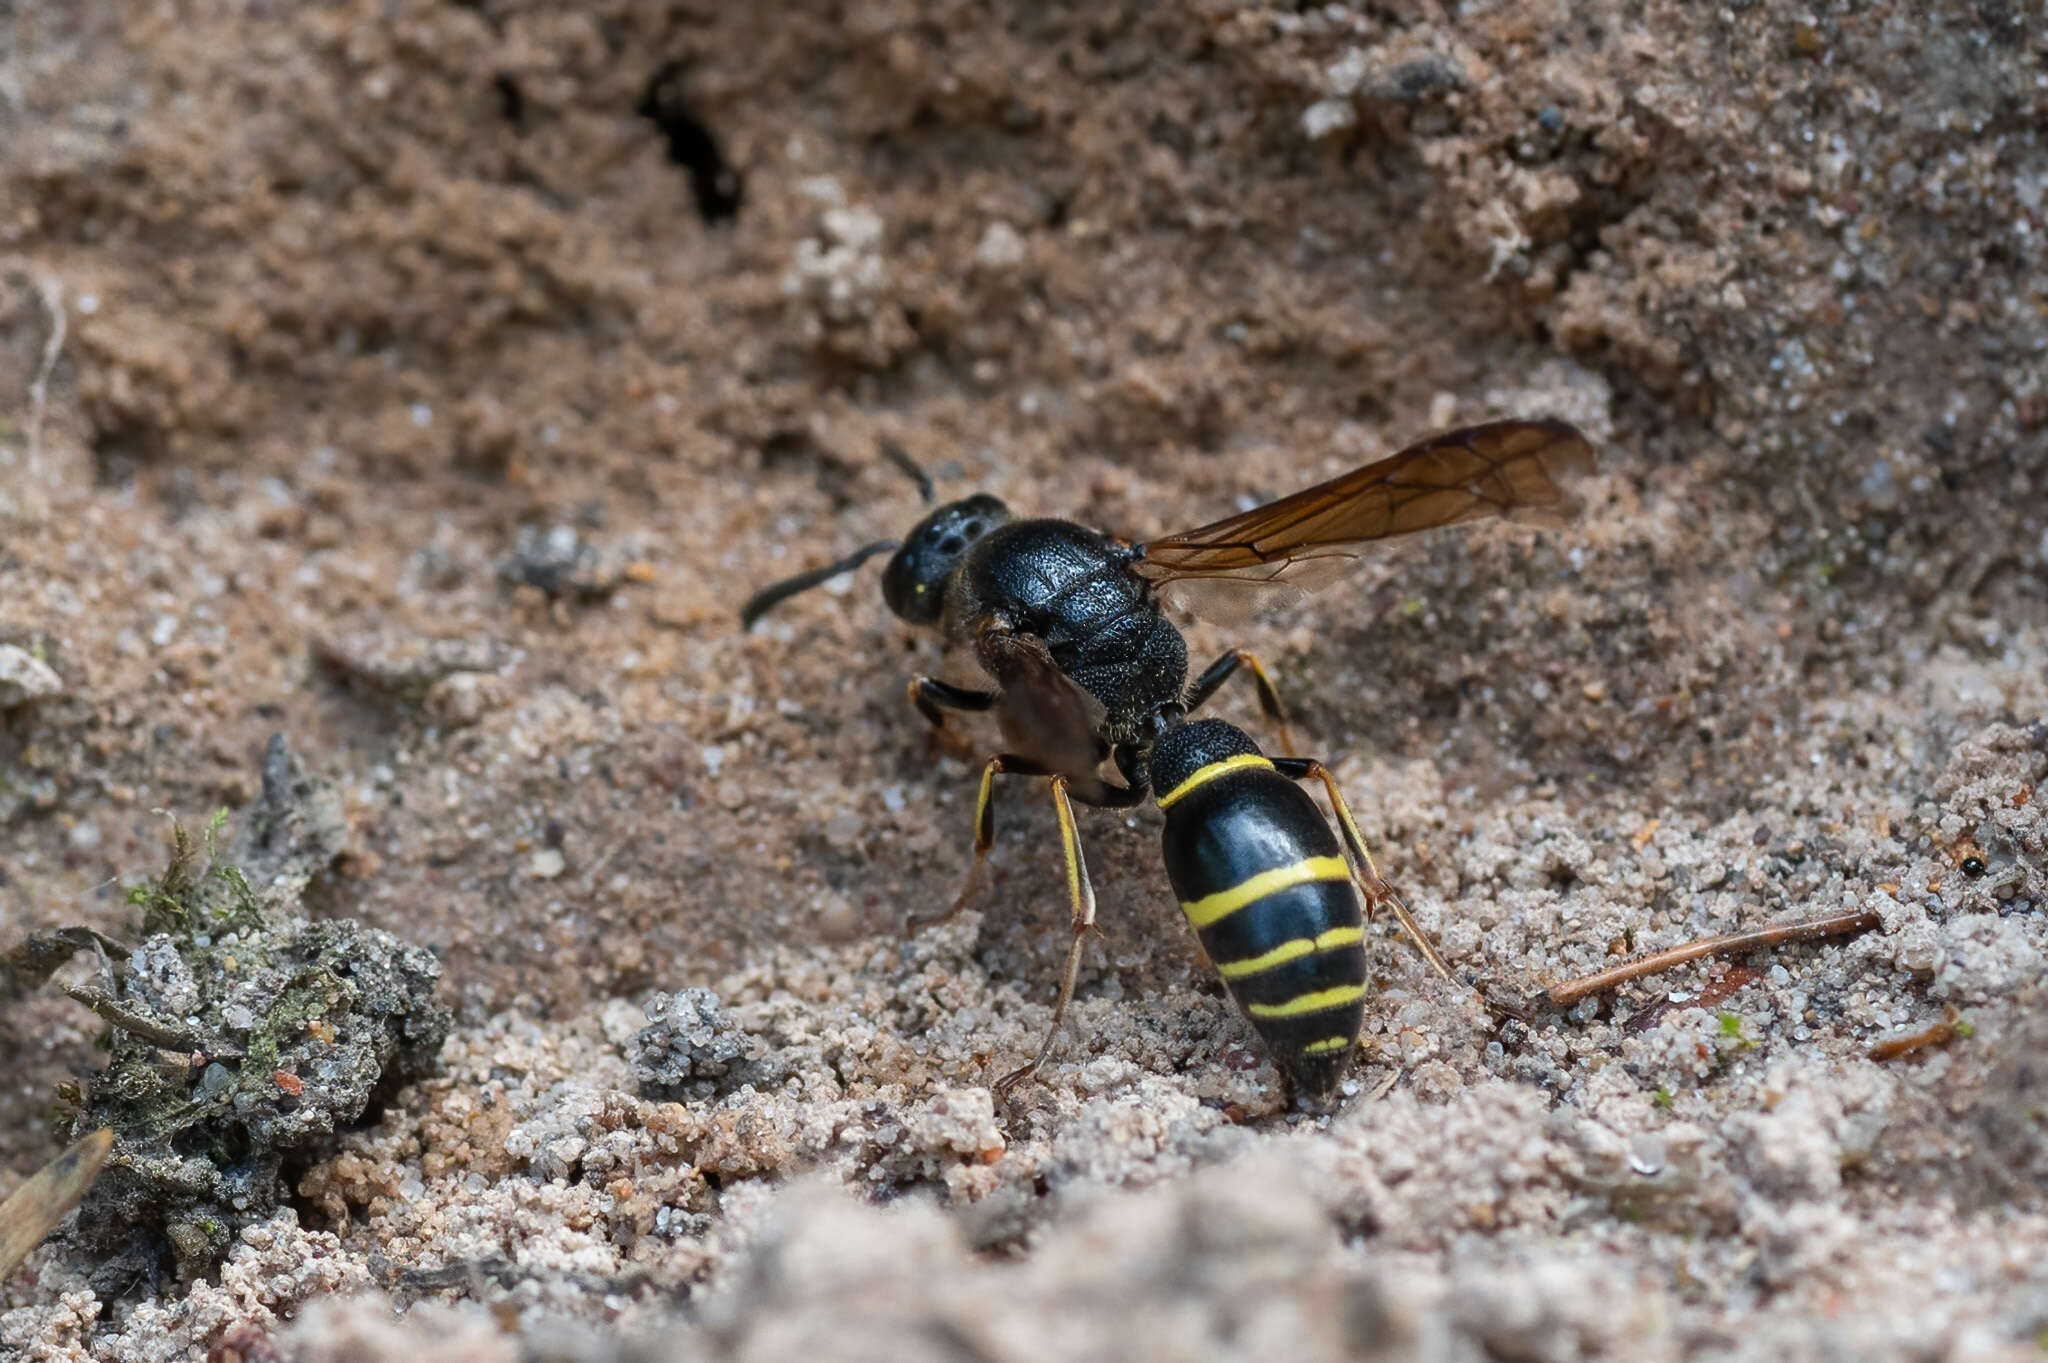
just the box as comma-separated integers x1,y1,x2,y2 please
976,627,1110,785
1132,419,1594,608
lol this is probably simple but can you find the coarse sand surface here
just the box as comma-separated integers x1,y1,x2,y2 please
3,4,2045,1359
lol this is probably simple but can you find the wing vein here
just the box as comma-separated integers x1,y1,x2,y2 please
1131,419,1594,617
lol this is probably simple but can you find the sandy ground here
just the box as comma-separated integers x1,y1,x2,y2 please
2,2,2046,1359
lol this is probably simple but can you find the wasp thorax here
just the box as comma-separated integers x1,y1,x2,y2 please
881,494,1011,625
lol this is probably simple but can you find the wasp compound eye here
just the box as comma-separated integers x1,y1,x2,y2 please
881,495,1010,626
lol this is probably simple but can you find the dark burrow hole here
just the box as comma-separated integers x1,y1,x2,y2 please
493,72,525,132
90,417,166,487
638,62,743,224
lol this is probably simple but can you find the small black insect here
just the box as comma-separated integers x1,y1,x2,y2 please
745,422,1593,1104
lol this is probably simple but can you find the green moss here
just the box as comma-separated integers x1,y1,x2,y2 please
46,737,449,1294
125,808,261,939
125,809,209,935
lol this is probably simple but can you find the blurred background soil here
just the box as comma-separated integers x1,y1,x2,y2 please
2,2,2045,1359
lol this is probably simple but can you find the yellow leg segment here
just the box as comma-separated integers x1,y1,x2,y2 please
903,754,1008,937
992,775,1098,1102
1232,650,1298,758
1296,760,1458,986
1189,648,1299,757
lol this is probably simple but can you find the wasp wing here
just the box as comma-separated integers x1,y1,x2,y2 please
975,627,1112,787
1131,419,1593,611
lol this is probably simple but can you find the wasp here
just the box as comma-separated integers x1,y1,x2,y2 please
744,420,1594,1104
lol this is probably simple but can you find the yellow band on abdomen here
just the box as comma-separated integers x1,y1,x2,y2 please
1246,983,1368,1019
1214,924,1366,979
1179,855,1352,928
1156,754,1274,810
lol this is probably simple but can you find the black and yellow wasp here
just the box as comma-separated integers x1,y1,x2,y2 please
743,420,1593,1105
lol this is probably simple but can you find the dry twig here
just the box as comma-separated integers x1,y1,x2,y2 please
0,1128,113,1278
26,274,67,466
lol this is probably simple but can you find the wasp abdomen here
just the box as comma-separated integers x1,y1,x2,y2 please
1150,720,1369,1100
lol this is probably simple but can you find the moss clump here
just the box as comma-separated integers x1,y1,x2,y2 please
123,806,261,940
51,736,451,1294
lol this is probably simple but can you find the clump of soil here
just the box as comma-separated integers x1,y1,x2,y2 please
629,988,754,1102
17,740,449,1293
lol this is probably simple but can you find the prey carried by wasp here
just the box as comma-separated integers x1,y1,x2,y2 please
743,419,1594,1105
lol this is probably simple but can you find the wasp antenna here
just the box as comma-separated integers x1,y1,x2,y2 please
740,539,898,631
879,439,935,506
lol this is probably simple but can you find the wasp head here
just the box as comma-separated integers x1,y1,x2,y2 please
881,494,1010,626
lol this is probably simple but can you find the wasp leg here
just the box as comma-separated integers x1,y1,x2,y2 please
909,676,996,727
906,751,1140,937
993,774,1098,1103
1272,756,1458,986
905,752,1031,936
907,676,997,759
1186,649,1296,756
1513,907,1882,1014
